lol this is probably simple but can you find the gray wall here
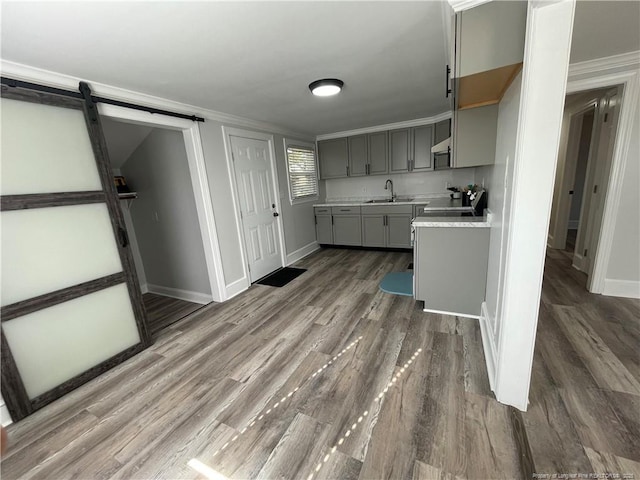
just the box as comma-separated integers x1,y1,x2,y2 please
198,121,316,288
122,129,211,296
569,111,594,227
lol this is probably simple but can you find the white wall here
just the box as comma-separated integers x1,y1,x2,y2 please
604,89,640,292
198,120,317,288
325,168,477,200
122,129,212,302
477,72,523,363
0,394,11,426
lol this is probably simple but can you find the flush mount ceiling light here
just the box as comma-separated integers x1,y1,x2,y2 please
309,79,344,97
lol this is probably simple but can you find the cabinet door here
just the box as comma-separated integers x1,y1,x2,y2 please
386,214,412,248
412,125,433,172
434,119,451,143
348,135,367,177
368,131,388,175
318,138,348,179
315,215,333,245
389,129,410,173
333,215,362,246
361,215,386,247
454,104,498,168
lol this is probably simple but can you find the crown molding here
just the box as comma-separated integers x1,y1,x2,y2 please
447,0,491,13
568,50,640,78
315,111,452,141
0,59,313,139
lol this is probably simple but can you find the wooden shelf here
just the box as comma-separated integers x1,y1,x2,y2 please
457,63,523,111
118,192,137,208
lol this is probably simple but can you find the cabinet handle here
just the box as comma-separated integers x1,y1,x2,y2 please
346,165,350,176
446,65,452,98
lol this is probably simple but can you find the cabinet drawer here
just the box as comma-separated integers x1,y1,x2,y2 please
361,205,412,215
332,206,361,215
314,207,331,215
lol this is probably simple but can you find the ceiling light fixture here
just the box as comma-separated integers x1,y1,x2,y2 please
309,79,344,97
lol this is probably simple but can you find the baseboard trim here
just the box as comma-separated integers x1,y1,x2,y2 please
286,241,320,266
567,220,579,230
224,277,249,301
479,302,498,392
140,283,149,294
146,284,212,304
602,279,640,299
421,307,480,319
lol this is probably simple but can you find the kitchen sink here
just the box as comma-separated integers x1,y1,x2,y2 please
366,197,414,204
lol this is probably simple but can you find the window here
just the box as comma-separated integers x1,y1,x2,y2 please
284,141,318,204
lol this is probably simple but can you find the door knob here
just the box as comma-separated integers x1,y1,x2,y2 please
273,212,280,217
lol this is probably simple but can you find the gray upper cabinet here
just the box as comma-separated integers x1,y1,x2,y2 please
389,128,411,173
456,1,527,78
348,135,368,177
368,131,388,175
453,104,498,168
412,124,433,172
318,138,348,179
433,119,452,170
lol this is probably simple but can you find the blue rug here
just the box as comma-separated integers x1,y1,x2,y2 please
379,272,413,296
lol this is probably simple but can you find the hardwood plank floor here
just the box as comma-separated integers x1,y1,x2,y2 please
2,244,637,480
1,248,519,479
143,292,206,335
523,242,640,478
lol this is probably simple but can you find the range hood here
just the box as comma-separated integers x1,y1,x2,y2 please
431,136,450,154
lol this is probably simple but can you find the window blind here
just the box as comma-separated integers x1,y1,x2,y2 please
286,145,318,201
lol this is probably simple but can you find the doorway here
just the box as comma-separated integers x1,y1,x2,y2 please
102,118,214,336
548,85,622,290
223,128,285,284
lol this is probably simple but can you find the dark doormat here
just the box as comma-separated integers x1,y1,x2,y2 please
256,267,307,287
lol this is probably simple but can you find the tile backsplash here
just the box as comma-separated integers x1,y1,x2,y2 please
323,168,477,201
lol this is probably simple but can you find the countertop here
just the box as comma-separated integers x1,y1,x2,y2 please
412,215,490,228
313,196,471,210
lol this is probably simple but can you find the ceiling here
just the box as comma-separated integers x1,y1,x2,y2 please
102,118,153,169
0,1,451,136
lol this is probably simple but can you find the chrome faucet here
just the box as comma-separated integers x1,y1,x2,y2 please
384,179,395,202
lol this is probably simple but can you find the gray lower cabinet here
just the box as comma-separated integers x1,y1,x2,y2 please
314,207,333,245
361,215,386,247
414,225,490,317
332,206,361,246
361,205,412,248
386,214,412,248
318,138,348,179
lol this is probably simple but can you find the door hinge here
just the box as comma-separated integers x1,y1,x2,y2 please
583,248,588,257
593,185,598,194
604,113,609,123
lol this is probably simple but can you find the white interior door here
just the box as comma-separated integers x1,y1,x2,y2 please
230,135,282,282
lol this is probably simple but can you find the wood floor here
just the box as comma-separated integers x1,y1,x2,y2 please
2,245,638,479
143,293,205,336
523,241,640,477
1,248,521,479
